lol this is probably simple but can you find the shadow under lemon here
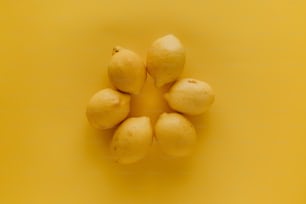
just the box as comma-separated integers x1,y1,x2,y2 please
82,75,214,198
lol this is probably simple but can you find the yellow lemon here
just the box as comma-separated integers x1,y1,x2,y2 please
155,113,197,157
165,78,214,115
86,88,130,129
108,46,146,94
147,34,185,87
111,117,153,164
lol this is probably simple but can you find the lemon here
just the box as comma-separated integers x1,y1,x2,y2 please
165,78,214,115
111,117,153,164
108,46,146,94
155,113,197,157
147,34,185,87
86,88,130,129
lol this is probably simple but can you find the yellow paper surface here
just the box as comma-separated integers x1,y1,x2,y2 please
1,0,306,203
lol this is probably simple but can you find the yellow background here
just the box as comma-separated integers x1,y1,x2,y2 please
1,0,306,203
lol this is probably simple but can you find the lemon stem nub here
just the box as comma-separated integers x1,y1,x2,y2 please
112,46,121,55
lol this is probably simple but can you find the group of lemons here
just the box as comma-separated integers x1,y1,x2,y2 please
86,34,214,164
